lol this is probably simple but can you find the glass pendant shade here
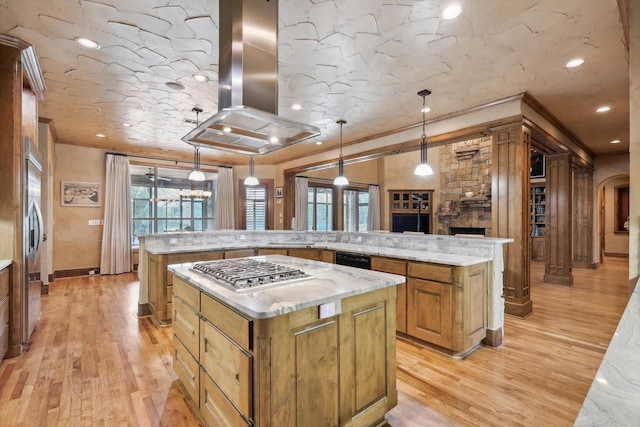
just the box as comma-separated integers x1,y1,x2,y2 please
334,119,349,186
189,145,205,181
244,156,259,186
414,89,434,176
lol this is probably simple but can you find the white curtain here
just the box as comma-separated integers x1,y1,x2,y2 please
100,154,132,274
368,185,381,231
215,166,235,229
294,176,308,230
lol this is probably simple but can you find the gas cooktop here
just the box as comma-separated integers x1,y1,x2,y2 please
191,258,312,293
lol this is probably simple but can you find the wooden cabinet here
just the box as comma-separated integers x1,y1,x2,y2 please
388,189,433,233
406,261,487,357
371,256,407,333
0,265,9,360
286,248,321,261
530,184,546,261
172,276,397,427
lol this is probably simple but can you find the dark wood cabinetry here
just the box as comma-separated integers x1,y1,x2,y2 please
0,265,9,360
530,183,546,261
388,189,434,233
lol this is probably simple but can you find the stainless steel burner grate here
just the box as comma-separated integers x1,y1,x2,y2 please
191,258,311,292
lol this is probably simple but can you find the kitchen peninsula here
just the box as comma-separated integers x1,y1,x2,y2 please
168,255,403,427
138,230,512,353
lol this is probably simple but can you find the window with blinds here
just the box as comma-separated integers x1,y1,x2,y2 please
245,185,267,230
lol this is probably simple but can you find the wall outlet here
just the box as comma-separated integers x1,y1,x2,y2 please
88,219,101,226
89,270,96,275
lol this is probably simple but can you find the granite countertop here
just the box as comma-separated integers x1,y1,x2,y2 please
150,241,490,266
574,278,640,426
0,260,11,271
169,254,405,319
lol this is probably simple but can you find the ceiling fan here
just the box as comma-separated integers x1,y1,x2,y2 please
145,168,171,182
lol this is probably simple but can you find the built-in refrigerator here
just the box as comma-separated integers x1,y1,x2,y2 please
24,136,44,343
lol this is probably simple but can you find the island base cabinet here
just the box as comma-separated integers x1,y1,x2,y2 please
173,276,398,427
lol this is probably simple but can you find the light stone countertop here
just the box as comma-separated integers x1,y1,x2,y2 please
150,242,490,266
168,254,405,319
574,278,640,426
0,260,11,271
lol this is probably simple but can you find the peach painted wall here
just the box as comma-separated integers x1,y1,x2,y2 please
53,144,105,272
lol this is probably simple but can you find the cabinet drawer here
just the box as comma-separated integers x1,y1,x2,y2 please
201,320,252,419
0,296,8,329
287,248,320,260
0,324,8,360
224,249,255,259
408,262,452,283
201,293,251,351
173,278,200,311
173,297,200,358
256,248,287,256
174,335,200,404
371,257,406,275
0,267,9,298
168,251,223,265
200,368,251,427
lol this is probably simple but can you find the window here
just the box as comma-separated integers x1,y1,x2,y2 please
343,189,369,232
308,186,333,231
130,166,216,246
245,185,267,230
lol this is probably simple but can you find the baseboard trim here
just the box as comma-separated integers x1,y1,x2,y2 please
138,302,151,317
483,327,503,347
603,252,629,258
53,267,100,279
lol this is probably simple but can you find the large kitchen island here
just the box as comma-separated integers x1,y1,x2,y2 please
168,255,405,427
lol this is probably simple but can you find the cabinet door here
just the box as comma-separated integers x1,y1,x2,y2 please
200,320,252,419
293,320,340,427
407,278,452,348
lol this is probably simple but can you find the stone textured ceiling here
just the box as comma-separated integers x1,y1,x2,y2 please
0,0,629,166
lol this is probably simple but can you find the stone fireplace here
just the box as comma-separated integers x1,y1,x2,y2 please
436,136,492,236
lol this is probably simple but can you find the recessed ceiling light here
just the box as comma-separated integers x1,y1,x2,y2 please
192,73,208,82
421,107,432,113
223,126,232,133
75,37,100,49
269,136,279,143
442,4,462,20
565,58,584,68
596,106,611,113
610,139,621,144
292,104,302,110
96,133,106,138
165,81,185,90
122,123,131,127
315,141,323,145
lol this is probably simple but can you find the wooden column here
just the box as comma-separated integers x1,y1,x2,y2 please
544,153,574,285
573,168,595,269
492,123,532,317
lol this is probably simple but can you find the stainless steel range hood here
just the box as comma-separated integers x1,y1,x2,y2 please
182,0,320,155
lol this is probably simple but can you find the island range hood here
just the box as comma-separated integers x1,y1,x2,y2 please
182,0,320,155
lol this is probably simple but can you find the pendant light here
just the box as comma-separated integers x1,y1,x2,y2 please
188,107,206,181
414,89,434,176
188,145,206,181
244,155,259,186
333,119,349,186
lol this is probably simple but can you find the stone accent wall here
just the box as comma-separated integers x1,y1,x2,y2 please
436,136,492,235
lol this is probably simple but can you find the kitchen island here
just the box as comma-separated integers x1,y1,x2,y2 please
169,255,404,427
138,230,511,353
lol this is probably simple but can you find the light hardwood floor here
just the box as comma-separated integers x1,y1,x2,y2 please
0,257,630,426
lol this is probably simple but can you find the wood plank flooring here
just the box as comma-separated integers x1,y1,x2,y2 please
0,257,629,426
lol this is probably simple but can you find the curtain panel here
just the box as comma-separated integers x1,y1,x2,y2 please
368,185,381,231
294,176,308,230
100,154,132,274
215,166,235,230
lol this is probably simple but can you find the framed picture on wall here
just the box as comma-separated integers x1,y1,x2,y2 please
530,152,545,179
275,187,283,198
61,181,101,207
